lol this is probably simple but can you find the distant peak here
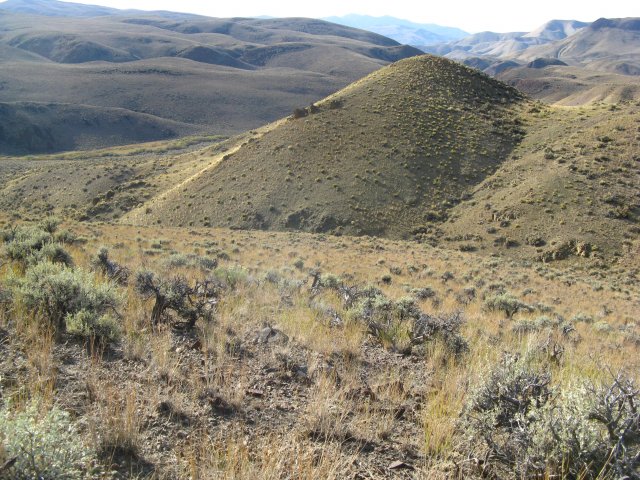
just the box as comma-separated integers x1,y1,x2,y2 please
590,17,640,31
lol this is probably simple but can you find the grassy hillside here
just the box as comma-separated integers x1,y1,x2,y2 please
1,53,637,268
0,134,231,220
0,217,637,478
441,101,640,263
123,55,528,238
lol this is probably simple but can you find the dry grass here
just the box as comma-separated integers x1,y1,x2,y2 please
0,217,637,478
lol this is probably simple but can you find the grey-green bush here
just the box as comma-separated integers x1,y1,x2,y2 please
15,261,121,340
463,354,640,479
484,293,531,318
0,399,95,479
3,225,72,267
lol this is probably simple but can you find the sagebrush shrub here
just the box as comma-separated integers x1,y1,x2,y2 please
15,262,121,340
463,353,640,479
2,225,72,267
484,293,531,318
135,270,218,327
0,399,95,479
90,247,129,285
38,216,61,234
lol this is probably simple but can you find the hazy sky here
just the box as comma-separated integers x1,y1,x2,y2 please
8,0,638,32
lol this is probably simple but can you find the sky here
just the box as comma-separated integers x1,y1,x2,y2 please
5,0,638,32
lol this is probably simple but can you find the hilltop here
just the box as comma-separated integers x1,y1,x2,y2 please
122,55,528,238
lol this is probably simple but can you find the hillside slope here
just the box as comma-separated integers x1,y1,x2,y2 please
0,54,637,265
0,6,421,152
0,102,198,155
441,101,640,262
123,55,528,238
497,66,640,105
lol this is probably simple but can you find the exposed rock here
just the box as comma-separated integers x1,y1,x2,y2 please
539,240,592,262
255,326,289,345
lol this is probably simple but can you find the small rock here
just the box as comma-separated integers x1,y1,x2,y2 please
255,326,289,345
246,388,265,398
388,460,413,470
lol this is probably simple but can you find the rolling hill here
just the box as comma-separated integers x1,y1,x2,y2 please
0,102,198,155
424,17,640,106
0,54,637,266
0,0,119,17
515,18,640,75
0,2,422,153
121,55,527,238
496,65,640,105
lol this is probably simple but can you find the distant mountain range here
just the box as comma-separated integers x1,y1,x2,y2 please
424,20,590,59
323,14,468,47
423,17,640,77
0,0,119,17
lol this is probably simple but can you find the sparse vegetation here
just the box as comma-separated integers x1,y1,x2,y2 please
0,218,637,478
0,24,638,479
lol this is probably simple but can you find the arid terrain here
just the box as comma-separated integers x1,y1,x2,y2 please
0,2,639,480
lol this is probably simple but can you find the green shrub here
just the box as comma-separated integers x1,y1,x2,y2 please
348,292,467,356
2,225,72,267
37,243,74,267
65,310,121,342
318,273,341,290
90,247,129,285
410,286,436,299
484,293,531,318
4,226,52,261
53,229,77,244
0,399,95,479
571,312,595,324
161,253,217,270
212,266,249,290
15,262,121,340
38,216,61,234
